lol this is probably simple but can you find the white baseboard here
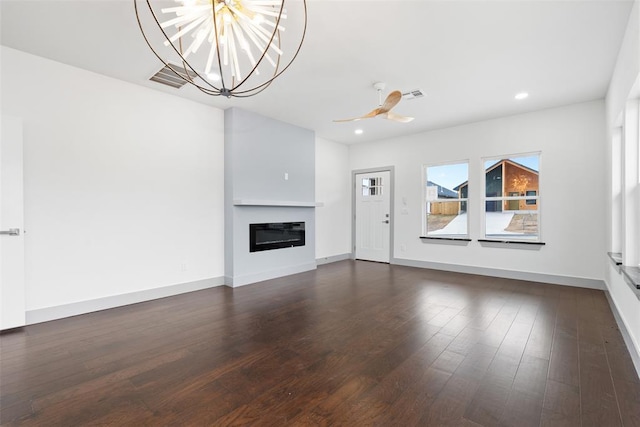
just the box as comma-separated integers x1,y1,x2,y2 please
316,253,351,265
225,262,317,287
26,277,225,325
604,290,640,379
391,257,605,290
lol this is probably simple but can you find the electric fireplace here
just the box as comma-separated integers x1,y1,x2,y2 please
249,222,305,252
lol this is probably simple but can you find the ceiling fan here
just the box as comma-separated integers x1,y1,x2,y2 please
334,82,414,123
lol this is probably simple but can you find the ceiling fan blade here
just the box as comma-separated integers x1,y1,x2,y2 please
379,90,402,113
333,107,382,122
334,89,406,123
333,117,364,123
384,111,415,123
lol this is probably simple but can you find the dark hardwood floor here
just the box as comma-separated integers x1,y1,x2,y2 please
1,260,639,426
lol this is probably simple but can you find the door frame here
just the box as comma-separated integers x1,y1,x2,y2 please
351,166,395,262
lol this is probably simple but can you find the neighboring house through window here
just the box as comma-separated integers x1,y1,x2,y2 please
423,161,469,238
482,154,541,241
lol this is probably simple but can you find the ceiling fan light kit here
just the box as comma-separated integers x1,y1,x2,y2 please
334,82,415,123
134,0,307,98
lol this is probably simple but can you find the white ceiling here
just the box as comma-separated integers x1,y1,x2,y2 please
0,0,633,144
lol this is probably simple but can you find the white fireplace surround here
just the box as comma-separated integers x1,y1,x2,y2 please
224,108,317,287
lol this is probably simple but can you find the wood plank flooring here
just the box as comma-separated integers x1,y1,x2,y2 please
1,260,639,426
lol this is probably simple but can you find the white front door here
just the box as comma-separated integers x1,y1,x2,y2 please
1,115,26,330
355,170,391,263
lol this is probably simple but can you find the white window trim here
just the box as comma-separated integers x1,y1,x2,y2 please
621,99,640,267
481,152,542,242
422,159,470,238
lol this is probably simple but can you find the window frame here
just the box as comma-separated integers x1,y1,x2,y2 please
422,159,470,239
619,98,640,267
525,190,537,205
481,152,542,242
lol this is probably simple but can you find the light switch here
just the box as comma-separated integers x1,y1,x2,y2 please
284,172,289,180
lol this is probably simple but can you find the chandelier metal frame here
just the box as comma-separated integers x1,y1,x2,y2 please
134,0,307,98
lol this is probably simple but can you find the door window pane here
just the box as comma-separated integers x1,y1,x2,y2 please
362,177,383,196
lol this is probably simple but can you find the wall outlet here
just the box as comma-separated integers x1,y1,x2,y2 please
400,244,406,252
284,172,289,180
180,263,187,272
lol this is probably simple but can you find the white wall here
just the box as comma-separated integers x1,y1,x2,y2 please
605,1,640,364
1,47,225,318
350,100,606,286
606,1,639,129
315,137,351,260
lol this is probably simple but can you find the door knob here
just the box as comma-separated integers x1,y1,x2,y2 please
0,228,20,236
381,220,389,224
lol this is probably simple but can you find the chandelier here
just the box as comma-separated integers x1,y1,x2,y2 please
134,0,307,98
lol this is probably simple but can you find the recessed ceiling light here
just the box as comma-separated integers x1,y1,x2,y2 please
206,72,221,82
355,129,364,135
515,92,529,100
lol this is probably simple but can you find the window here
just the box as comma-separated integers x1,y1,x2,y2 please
611,127,623,254
525,190,537,205
424,161,468,237
616,99,640,267
483,153,540,241
362,177,383,196
610,97,640,288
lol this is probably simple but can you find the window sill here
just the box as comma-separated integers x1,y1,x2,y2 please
477,239,545,246
606,253,640,299
420,236,472,242
621,266,640,290
608,252,623,269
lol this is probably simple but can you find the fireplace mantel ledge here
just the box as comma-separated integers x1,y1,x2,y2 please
233,199,323,207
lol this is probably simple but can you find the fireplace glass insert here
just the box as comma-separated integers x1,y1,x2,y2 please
249,222,305,252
